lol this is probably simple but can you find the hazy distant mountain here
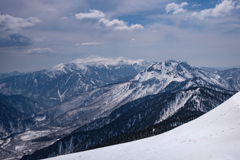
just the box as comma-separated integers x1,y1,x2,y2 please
0,71,30,80
0,94,46,116
200,67,219,73
215,68,240,91
0,71,30,83
202,67,240,91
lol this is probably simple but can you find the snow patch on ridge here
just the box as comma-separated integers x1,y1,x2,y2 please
1,138,11,149
0,83,6,89
50,63,69,74
58,89,69,102
20,130,51,141
34,79,38,86
155,90,195,124
35,115,46,121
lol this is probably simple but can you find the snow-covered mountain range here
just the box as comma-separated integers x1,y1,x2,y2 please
35,60,233,128
0,56,153,107
0,57,239,160
20,87,235,160
44,91,240,160
19,60,237,160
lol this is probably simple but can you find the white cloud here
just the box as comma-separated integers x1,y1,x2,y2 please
192,4,201,7
0,14,41,32
62,16,68,20
99,18,126,27
24,48,53,55
32,36,48,42
75,42,103,46
165,2,188,15
99,18,143,31
75,9,105,20
74,10,144,31
114,24,144,31
192,0,237,19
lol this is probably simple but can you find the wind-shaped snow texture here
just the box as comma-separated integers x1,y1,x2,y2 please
39,60,232,127
45,91,240,160
0,56,153,107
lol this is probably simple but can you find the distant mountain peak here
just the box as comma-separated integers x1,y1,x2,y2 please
137,60,196,80
71,56,150,66
133,60,229,91
200,67,219,73
44,56,153,78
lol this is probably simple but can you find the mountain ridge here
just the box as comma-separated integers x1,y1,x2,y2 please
0,56,153,107
34,60,236,128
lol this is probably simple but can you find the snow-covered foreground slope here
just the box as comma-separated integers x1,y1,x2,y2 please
46,91,240,160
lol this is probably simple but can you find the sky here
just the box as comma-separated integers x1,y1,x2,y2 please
0,0,240,73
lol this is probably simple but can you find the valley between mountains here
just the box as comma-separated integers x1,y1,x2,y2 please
0,56,239,160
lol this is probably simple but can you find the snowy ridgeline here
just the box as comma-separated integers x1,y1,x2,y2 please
46,92,240,160
0,56,153,107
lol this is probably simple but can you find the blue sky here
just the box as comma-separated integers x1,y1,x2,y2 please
0,0,240,72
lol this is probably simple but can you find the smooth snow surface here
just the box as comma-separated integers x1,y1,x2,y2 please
46,92,240,160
